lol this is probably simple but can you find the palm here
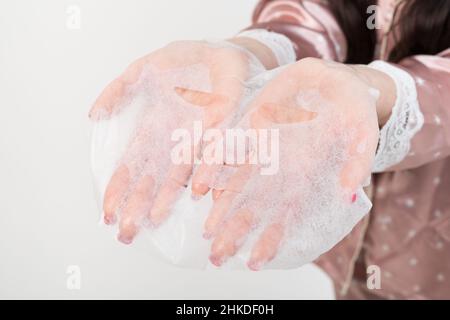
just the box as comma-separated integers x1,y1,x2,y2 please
203,58,380,269
90,41,264,244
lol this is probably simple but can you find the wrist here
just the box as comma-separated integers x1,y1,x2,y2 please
353,65,396,126
228,37,279,70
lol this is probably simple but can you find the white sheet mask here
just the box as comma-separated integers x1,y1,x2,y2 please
91,54,378,270
91,41,269,267
206,89,374,269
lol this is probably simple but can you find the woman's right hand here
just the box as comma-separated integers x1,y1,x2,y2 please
89,40,267,244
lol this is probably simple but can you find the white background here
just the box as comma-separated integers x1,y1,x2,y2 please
0,0,334,299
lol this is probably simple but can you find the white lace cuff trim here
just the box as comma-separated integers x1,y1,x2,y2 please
236,29,297,66
369,60,424,172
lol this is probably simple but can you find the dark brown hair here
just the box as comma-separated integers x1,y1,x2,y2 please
328,0,450,63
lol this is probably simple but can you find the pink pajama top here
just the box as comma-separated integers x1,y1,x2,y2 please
242,0,450,299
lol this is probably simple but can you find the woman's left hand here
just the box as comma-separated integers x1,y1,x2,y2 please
199,58,381,269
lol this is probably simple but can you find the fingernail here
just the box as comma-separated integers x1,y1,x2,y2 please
104,215,116,225
192,183,209,195
203,231,212,240
117,234,133,245
209,254,223,267
191,193,202,201
149,217,162,229
247,260,263,271
351,193,357,203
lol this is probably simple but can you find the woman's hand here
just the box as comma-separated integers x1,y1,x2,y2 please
199,58,381,269
89,40,266,244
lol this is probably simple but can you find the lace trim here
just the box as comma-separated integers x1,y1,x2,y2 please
369,60,424,172
236,29,297,66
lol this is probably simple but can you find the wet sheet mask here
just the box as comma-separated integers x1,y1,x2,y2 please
91,48,378,270
204,90,376,270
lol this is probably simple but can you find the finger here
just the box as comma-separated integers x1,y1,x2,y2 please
103,164,130,225
148,164,192,227
339,125,377,202
118,174,155,244
102,117,156,224
191,162,221,198
204,190,237,239
247,222,284,271
192,162,246,199
170,89,223,198
191,138,247,199
187,50,249,196
89,57,147,120
340,159,370,197
184,80,243,198
203,165,253,238
209,209,254,267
